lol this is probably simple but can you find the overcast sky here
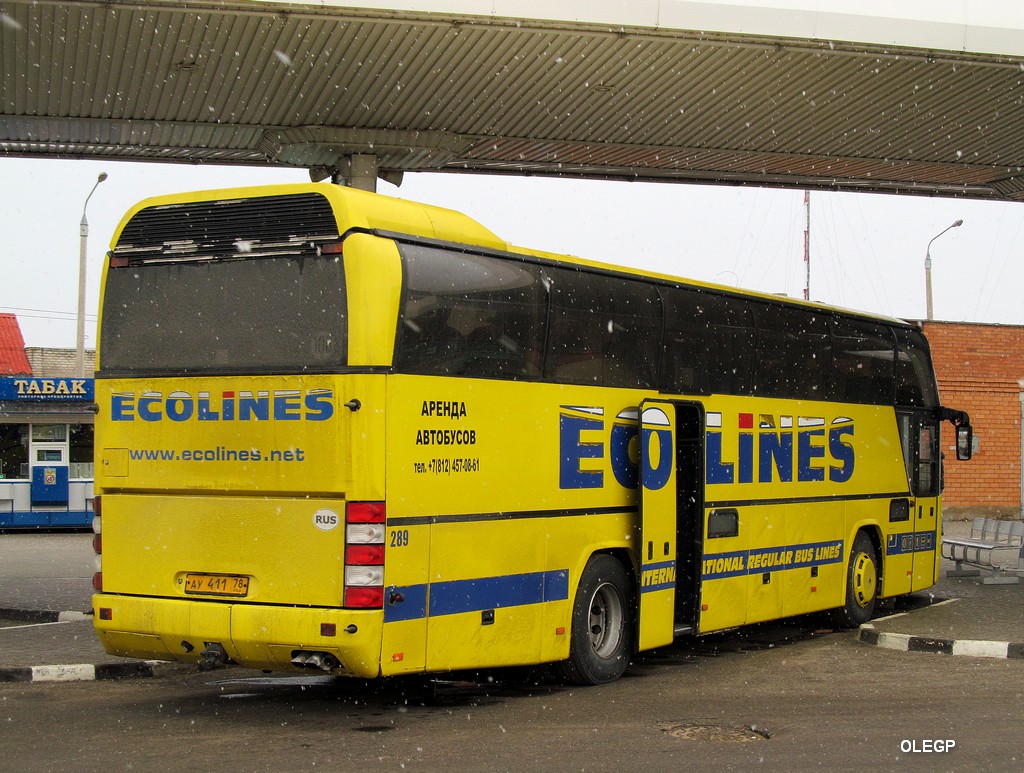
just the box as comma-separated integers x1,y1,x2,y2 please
2,156,1020,350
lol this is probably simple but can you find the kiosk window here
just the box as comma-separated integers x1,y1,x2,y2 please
0,425,29,480
32,424,67,442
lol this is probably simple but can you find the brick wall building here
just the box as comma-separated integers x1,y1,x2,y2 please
922,321,1024,517
24,347,95,377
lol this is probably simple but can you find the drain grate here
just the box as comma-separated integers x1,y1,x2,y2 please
659,722,771,742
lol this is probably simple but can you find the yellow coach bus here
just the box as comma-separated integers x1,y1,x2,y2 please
91,183,972,685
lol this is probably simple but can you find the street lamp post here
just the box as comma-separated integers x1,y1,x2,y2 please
76,172,108,377
924,218,963,321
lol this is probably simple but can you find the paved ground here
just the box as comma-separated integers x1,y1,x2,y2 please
1,518,1022,681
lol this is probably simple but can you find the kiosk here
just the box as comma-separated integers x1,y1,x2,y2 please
0,377,95,528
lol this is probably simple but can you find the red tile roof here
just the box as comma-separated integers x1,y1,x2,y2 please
0,314,32,375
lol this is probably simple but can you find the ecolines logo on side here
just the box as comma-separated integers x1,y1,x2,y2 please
559,406,856,491
559,405,673,492
706,411,854,484
110,389,335,422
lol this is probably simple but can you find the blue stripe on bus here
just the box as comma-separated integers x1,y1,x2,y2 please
701,549,750,580
430,570,569,617
383,584,429,623
383,569,569,622
885,531,936,555
702,540,845,580
639,560,676,593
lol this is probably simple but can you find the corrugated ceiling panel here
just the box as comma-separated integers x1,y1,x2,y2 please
2,1,1023,199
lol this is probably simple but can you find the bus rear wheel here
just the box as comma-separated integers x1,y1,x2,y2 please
557,554,633,685
831,531,879,629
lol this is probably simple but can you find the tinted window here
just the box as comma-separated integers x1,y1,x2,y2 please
545,269,661,388
396,245,547,380
100,256,346,375
703,295,756,396
894,328,939,408
662,287,755,395
754,305,831,400
832,319,895,404
661,286,706,393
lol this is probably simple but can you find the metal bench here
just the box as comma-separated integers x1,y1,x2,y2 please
942,517,1024,585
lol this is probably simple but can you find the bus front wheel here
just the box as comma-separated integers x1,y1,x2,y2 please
831,531,879,629
558,554,633,685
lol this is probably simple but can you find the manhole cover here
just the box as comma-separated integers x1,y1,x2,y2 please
659,722,770,742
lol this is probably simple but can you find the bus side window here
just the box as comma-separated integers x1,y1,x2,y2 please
707,320,755,396
831,319,896,405
661,286,706,393
662,287,757,397
400,300,465,374
396,244,548,380
703,294,755,396
545,269,660,388
754,305,832,400
601,276,661,388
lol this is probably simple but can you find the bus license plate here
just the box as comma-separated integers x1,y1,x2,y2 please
184,573,250,597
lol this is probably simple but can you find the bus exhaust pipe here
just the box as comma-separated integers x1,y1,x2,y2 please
291,651,340,672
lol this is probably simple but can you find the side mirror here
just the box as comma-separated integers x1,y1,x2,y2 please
955,424,973,461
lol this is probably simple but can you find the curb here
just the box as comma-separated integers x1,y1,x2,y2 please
2,609,181,683
857,601,1024,660
0,659,176,684
0,607,91,624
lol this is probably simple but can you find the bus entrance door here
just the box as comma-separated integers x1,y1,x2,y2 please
637,400,679,650
895,411,942,593
912,419,941,590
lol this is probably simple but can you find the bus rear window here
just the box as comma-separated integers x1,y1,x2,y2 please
100,255,346,375
100,192,346,376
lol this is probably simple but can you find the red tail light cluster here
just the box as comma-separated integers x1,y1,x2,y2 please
344,502,385,608
91,495,103,592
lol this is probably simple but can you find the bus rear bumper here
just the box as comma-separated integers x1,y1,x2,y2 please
92,594,384,677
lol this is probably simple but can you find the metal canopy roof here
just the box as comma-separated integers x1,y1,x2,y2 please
2,1,1023,200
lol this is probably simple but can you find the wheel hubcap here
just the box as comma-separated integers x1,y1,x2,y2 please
588,581,624,657
852,551,877,608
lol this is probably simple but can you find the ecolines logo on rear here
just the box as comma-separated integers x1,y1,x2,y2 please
110,389,335,422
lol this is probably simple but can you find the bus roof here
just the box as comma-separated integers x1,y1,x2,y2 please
109,181,508,254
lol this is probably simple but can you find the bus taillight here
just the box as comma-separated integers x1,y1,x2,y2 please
91,497,102,592
344,501,386,608
345,544,384,564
